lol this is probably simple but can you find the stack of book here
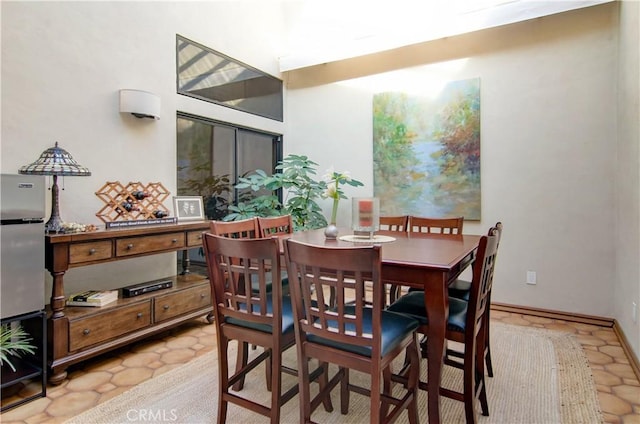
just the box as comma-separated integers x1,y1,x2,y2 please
66,290,118,307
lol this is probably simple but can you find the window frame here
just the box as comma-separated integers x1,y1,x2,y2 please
176,112,283,220
176,35,284,122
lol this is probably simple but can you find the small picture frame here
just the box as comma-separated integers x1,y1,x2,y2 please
173,196,205,221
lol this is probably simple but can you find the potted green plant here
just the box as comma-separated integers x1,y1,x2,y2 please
1,323,36,372
228,154,329,230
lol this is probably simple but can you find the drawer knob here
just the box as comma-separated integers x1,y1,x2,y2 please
137,312,143,318
172,238,178,243
127,243,134,250
163,305,170,310
200,293,206,299
89,248,96,255
83,329,90,335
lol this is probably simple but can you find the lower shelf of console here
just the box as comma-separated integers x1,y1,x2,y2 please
48,273,212,384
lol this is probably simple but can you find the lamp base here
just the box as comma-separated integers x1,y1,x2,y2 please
45,215,64,234
45,175,64,233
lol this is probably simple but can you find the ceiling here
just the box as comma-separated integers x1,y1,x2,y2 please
278,0,613,71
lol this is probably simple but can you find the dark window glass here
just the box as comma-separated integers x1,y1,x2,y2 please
176,114,281,221
177,35,283,121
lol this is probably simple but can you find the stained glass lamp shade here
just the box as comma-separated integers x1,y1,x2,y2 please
19,142,91,232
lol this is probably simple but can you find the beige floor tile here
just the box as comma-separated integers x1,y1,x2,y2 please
599,392,634,416
2,312,638,424
110,367,154,386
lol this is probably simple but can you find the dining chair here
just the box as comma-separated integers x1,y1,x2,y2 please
257,215,292,298
379,216,409,305
379,215,408,232
202,233,332,424
407,215,464,234
284,239,421,424
257,214,294,237
209,217,260,239
387,227,500,423
388,215,465,304
448,222,503,378
209,217,262,390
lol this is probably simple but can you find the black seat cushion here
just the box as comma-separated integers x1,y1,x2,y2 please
448,279,471,301
387,290,468,333
226,294,295,334
408,279,471,302
307,305,419,357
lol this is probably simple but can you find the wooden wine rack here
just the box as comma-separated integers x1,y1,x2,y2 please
95,181,171,223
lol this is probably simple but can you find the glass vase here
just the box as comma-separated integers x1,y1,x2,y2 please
352,197,380,238
324,223,339,240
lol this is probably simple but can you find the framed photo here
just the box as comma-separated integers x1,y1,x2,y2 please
173,196,205,221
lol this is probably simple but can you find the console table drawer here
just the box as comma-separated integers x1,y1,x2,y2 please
116,233,185,257
69,302,151,351
154,284,211,323
187,230,204,247
69,241,113,264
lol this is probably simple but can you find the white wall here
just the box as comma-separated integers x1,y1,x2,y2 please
2,1,637,356
615,0,640,356
285,3,619,319
1,1,286,295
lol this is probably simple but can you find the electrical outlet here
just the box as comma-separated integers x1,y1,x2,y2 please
633,302,638,323
526,271,537,285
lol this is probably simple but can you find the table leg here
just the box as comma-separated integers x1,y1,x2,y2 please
424,276,449,424
180,249,191,275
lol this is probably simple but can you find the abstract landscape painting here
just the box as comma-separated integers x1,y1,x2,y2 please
373,78,481,220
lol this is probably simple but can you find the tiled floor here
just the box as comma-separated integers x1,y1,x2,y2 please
1,310,639,423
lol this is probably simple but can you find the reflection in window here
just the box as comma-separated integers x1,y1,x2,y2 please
176,114,281,220
177,35,283,121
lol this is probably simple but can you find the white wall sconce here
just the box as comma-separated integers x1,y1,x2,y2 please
119,89,160,120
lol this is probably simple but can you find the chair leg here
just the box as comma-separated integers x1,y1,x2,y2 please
269,348,282,424
298,351,313,424
485,295,494,377
463,347,478,424
407,337,420,424
217,337,230,424
340,367,350,415
232,341,249,391
381,366,392,419
319,361,334,412
485,314,494,377
370,368,382,424
478,373,489,417
265,348,273,391
475,331,489,417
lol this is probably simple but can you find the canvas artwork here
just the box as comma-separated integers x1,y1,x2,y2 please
373,77,481,220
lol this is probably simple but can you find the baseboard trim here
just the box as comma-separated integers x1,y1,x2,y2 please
491,302,639,381
613,319,640,382
491,302,614,327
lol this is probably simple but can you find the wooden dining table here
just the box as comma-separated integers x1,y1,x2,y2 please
286,228,481,424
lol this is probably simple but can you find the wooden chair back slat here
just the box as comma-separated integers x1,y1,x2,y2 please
379,215,408,232
204,233,282,327
284,240,382,352
210,217,259,239
408,216,464,235
283,238,421,423
257,215,294,237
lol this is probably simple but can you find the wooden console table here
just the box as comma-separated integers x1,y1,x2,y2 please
45,221,212,384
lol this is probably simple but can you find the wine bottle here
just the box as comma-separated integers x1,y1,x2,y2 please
121,201,139,212
153,210,168,218
132,191,150,200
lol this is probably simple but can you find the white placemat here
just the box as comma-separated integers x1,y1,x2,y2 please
338,234,396,243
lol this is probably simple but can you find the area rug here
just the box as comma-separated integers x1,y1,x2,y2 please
66,323,602,424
